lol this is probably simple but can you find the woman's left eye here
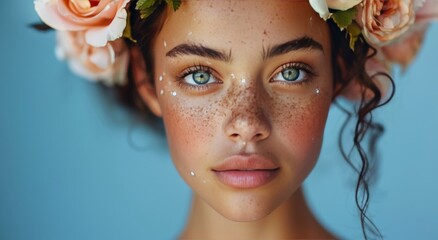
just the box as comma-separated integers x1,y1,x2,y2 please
271,63,313,83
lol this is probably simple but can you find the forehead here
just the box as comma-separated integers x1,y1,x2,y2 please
156,0,330,52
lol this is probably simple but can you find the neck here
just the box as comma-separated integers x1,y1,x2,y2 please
179,188,335,240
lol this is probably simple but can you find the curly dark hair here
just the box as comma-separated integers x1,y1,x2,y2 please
115,2,395,239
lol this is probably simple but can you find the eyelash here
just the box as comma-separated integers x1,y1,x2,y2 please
270,62,317,86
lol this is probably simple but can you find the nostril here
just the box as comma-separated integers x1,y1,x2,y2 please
230,133,239,138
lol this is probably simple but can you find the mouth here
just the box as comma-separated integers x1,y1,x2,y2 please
212,154,280,189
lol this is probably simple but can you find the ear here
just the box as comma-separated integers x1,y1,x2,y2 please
130,45,162,117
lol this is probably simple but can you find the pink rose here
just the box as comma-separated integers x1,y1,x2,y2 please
380,0,438,68
35,0,130,47
55,31,129,86
361,0,415,46
415,0,438,22
381,22,428,69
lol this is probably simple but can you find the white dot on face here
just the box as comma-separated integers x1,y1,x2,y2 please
230,73,236,79
315,88,320,94
188,32,192,36
190,171,195,176
159,75,163,81
163,41,167,48
172,91,177,96
241,78,246,84
160,89,164,95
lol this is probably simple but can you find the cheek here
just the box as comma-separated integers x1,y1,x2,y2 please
160,95,220,173
270,89,332,166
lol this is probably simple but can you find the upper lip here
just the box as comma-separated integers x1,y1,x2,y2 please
212,154,279,171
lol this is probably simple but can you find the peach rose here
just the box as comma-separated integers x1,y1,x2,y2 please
35,0,130,47
361,0,415,46
415,0,438,22
381,22,428,69
55,31,129,86
380,0,438,68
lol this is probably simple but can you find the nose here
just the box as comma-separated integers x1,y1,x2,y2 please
225,112,271,143
224,87,271,144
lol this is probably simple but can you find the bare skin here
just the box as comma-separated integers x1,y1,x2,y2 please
133,0,337,239
182,188,334,239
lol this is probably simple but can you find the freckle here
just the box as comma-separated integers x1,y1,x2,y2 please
315,87,320,94
163,41,167,48
160,89,164,95
190,171,196,176
172,91,177,96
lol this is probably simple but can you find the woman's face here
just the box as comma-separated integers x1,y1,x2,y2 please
148,0,332,221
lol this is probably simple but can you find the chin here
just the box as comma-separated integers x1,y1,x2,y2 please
210,192,283,222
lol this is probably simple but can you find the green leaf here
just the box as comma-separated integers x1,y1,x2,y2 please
136,0,163,19
347,21,361,51
332,7,357,30
122,10,137,43
136,0,157,10
165,0,181,11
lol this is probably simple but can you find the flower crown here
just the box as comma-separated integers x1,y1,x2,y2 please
34,0,438,93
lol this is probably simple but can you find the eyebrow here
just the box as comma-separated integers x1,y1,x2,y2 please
263,36,324,59
166,43,232,62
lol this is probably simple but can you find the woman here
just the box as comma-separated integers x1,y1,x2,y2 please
33,0,438,239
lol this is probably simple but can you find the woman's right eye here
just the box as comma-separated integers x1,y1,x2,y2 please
181,66,219,86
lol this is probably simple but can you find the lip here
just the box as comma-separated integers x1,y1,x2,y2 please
212,155,280,189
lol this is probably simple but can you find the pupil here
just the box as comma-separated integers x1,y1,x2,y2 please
282,68,299,81
193,71,210,84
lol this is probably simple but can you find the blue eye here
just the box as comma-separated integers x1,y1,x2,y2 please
182,66,218,86
271,63,315,84
191,71,211,84
282,68,300,81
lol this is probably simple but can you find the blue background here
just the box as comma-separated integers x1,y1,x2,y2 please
1,2,437,239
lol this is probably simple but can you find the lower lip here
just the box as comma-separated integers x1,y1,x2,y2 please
213,169,279,189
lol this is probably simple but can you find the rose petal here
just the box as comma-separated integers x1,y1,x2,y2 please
84,2,128,47
382,22,428,68
309,0,332,20
34,0,86,31
327,0,362,11
416,0,438,22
